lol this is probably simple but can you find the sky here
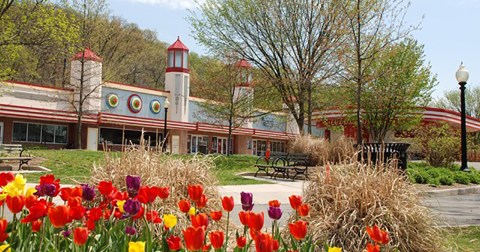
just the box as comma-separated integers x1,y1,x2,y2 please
108,0,480,99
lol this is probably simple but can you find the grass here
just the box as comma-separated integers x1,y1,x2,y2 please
442,226,480,251
407,162,480,186
24,150,267,185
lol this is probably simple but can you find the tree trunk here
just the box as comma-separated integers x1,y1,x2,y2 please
76,56,85,149
355,0,363,147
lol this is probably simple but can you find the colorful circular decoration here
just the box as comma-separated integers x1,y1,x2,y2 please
127,94,142,113
150,100,161,114
106,93,119,108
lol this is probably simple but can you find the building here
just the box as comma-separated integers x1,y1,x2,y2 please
0,38,479,155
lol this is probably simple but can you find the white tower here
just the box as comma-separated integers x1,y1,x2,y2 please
164,37,190,122
233,59,253,128
70,48,103,113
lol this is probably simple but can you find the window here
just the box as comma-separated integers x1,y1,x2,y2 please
175,50,182,68
168,51,174,67
270,141,285,153
183,51,188,68
99,128,161,147
13,122,68,144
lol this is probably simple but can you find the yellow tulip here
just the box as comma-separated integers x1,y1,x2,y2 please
117,200,126,213
163,214,177,228
0,244,11,252
328,247,342,252
25,187,37,197
0,193,6,201
13,174,26,189
188,207,196,216
128,241,145,252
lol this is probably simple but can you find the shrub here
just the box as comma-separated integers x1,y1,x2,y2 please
469,172,480,184
408,169,429,184
414,123,460,167
438,175,454,186
427,177,440,186
302,162,442,251
454,173,471,185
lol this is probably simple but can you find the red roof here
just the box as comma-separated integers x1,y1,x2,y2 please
168,37,189,51
71,48,102,62
236,59,252,68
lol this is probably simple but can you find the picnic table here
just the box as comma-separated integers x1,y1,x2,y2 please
0,144,32,170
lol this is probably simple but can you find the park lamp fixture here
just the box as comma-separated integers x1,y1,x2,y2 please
456,63,470,172
163,98,170,152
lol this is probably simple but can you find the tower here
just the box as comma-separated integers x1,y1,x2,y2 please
233,59,253,128
164,37,190,122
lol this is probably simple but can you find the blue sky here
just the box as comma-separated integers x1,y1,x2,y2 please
108,0,480,99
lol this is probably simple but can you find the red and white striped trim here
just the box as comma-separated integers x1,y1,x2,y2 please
0,103,97,123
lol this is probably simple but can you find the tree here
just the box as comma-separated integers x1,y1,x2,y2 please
337,0,418,145
362,39,435,142
190,0,344,134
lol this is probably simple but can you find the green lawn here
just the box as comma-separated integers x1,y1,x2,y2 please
442,226,480,251
24,150,268,185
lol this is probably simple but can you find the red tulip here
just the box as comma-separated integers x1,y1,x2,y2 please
209,230,224,250
289,220,308,240
166,235,182,251
191,213,209,228
25,195,38,209
68,197,86,220
366,225,390,245
86,219,95,231
48,205,71,228
6,195,25,214
196,194,208,209
188,184,203,202
221,196,234,212
21,199,48,223
146,210,162,224
236,236,246,248
0,219,8,242
289,195,302,210
183,226,205,251
254,232,277,252
296,203,309,217
156,186,170,199
203,244,211,251
268,200,280,207
238,211,248,226
87,207,103,222
31,219,42,232
137,187,152,204
0,172,14,187
73,227,89,246
37,174,61,197
366,243,380,252
59,186,83,202
132,206,145,220
98,181,115,195
178,199,191,213
247,212,264,231
210,211,222,221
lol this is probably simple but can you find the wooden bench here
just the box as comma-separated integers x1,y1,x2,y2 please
0,144,32,171
271,153,312,181
254,152,288,177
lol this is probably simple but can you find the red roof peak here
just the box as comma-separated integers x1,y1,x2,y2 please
236,59,252,68
71,48,102,62
168,37,189,51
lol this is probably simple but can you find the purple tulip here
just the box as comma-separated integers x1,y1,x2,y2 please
81,184,96,201
62,230,71,238
240,191,254,211
268,206,283,220
125,226,136,236
126,175,141,198
35,183,56,197
124,199,141,216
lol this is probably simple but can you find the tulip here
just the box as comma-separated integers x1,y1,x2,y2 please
21,199,48,223
288,220,308,240
31,219,42,232
288,195,302,210
126,175,141,198
6,195,25,214
58,186,83,202
267,206,282,220
117,200,126,213
296,203,309,217
328,247,342,252
190,213,209,228
124,199,141,216
0,219,8,242
0,172,14,187
236,236,246,248
137,187,151,204
188,207,196,216
126,226,136,236
183,226,205,251
166,236,182,251
87,207,103,222
0,244,10,252
240,191,254,211
178,199,191,213
146,210,162,224
48,205,71,228
187,184,203,202
254,232,277,252
268,200,280,207
210,211,222,221
128,241,145,252
35,174,60,197
222,196,234,212
238,211,249,226
98,181,115,196
73,227,88,246
366,225,389,245
203,244,211,251
366,243,380,252
163,214,177,229
209,230,225,250
156,186,170,199
196,194,208,209
247,211,264,231
81,184,96,201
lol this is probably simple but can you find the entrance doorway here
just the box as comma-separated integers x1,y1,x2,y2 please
212,137,228,154
0,122,4,144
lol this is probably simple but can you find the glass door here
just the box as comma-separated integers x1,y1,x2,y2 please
0,122,4,144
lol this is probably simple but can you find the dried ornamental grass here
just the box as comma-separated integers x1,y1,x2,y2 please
302,163,442,252
289,135,356,165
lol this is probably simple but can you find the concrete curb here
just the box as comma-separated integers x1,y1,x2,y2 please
419,185,480,197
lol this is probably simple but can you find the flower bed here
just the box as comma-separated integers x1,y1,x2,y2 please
0,172,387,251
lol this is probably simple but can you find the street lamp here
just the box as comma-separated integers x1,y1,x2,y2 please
163,98,170,152
456,63,469,172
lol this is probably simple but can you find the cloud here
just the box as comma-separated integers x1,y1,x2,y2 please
125,0,204,9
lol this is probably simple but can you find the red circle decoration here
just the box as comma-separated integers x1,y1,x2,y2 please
106,93,119,108
150,100,161,114
127,94,142,113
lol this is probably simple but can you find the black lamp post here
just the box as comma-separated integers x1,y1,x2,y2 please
163,98,170,152
456,63,470,172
